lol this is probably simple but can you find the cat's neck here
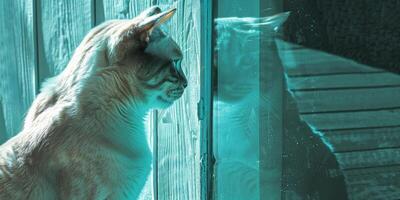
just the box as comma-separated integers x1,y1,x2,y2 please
48,69,148,147
77,86,149,134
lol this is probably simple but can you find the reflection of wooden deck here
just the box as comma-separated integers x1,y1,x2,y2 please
276,40,400,200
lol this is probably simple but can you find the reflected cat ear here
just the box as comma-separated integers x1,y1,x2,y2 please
258,12,290,31
137,8,176,42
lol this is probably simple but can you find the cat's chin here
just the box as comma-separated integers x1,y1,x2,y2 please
155,96,175,109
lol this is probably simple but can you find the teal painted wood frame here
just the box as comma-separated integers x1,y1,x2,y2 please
200,0,214,199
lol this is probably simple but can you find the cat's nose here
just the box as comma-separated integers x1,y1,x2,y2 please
177,69,187,88
182,78,188,88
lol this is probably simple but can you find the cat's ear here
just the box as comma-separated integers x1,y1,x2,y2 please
137,8,176,42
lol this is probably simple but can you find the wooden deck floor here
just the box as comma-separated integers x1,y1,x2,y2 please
276,40,400,200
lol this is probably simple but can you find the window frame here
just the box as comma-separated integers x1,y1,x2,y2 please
199,0,215,200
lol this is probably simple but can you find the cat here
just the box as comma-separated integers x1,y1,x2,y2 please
0,6,186,200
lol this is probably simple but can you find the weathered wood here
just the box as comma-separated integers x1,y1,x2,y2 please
302,109,400,131
100,0,152,20
344,165,400,200
0,0,37,140
293,87,400,113
323,127,400,152
37,0,93,82
335,148,400,170
0,98,7,143
288,72,400,91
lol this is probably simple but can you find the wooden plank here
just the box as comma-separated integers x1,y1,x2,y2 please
276,40,347,65
99,1,201,199
293,87,400,113
301,109,400,131
37,0,93,82
285,62,383,77
276,40,384,77
0,0,37,140
289,49,359,65
322,127,400,152
344,165,400,200
0,99,7,143
288,72,400,91
100,0,151,20
335,148,400,170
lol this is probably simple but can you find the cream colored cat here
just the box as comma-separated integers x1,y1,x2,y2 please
0,6,186,200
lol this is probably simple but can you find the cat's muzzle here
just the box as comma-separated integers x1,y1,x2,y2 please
167,88,184,99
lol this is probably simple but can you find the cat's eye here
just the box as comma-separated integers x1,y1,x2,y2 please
173,59,182,70
166,75,179,83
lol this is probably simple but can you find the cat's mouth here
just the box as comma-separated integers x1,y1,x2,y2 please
158,88,184,104
167,88,184,98
158,96,174,104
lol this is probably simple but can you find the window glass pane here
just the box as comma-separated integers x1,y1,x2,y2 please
213,0,400,200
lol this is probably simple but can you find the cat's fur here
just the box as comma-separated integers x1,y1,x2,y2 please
0,7,187,199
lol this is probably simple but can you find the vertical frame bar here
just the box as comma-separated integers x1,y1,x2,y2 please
259,0,284,200
152,110,158,200
200,0,214,199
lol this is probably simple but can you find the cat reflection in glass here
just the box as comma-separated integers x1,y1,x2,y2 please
215,12,347,200
0,7,186,199
213,12,290,200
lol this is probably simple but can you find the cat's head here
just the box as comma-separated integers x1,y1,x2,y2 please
214,12,290,102
62,7,187,110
